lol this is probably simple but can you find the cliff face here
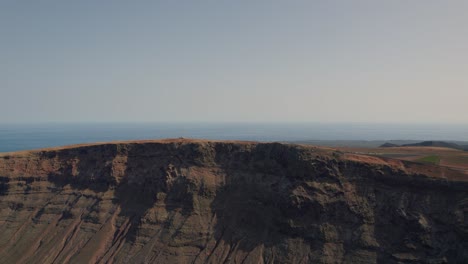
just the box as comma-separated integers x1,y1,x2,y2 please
0,140,467,264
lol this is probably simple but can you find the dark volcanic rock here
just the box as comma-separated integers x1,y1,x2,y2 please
0,139,467,263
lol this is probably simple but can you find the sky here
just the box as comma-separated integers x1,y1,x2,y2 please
1,1,467,124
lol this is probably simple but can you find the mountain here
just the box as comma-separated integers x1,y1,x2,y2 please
0,139,467,263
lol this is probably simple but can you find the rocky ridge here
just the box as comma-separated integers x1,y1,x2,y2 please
0,139,467,263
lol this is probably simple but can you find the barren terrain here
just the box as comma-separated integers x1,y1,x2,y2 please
339,145,468,175
0,139,467,263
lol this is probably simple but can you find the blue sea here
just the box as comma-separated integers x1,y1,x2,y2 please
1,122,468,153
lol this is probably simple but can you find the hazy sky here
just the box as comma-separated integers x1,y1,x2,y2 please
1,1,467,123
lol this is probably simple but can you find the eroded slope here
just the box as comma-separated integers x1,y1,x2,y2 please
0,140,467,263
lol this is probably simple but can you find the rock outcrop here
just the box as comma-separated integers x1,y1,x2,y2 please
0,139,467,263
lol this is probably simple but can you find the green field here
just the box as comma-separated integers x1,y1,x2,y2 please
417,155,440,165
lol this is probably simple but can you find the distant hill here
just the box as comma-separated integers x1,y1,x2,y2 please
379,143,400,148
293,140,468,150
402,141,465,151
294,140,422,148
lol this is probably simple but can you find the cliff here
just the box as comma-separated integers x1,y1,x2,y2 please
0,139,467,263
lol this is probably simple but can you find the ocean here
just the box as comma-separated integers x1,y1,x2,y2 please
1,122,468,153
